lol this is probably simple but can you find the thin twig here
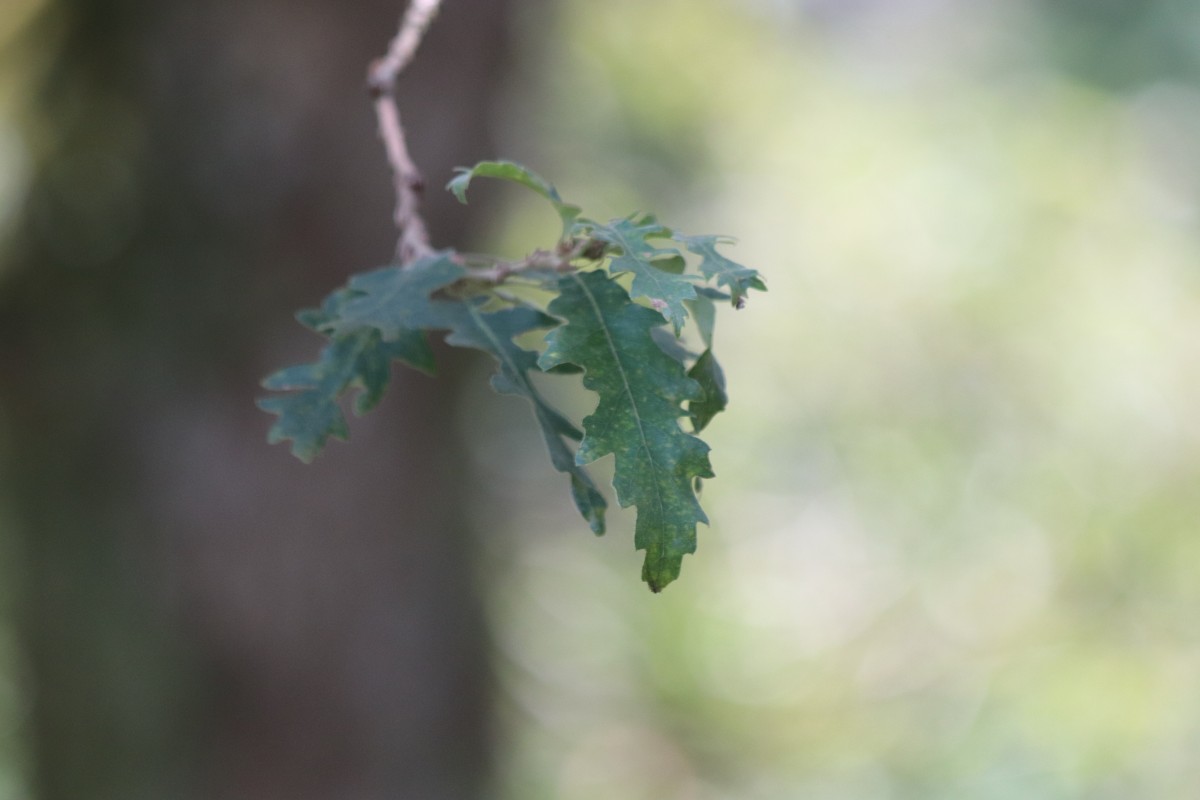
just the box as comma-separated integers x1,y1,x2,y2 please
367,0,445,264
455,238,599,283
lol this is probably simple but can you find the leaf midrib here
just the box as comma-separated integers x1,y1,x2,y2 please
466,304,529,389
571,273,668,524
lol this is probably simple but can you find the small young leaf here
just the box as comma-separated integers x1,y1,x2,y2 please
589,216,697,335
539,270,713,591
447,160,581,234
676,234,766,308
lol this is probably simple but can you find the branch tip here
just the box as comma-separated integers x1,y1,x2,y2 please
371,0,445,264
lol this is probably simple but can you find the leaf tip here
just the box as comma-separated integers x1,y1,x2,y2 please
290,447,318,465
446,170,471,204
641,547,685,592
643,567,676,593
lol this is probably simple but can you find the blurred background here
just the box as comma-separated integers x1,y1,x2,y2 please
3,0,1200,798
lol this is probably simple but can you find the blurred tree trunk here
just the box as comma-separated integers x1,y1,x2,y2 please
0,0,516,797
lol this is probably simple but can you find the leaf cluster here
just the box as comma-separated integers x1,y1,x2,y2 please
259,162,764,591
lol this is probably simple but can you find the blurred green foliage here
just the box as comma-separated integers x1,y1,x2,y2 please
475,0,1200,797
1040,0,1200,90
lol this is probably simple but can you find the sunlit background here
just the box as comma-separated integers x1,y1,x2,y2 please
5,0,1200,798
478,1,1200,797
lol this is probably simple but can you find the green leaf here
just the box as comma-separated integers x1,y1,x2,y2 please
694,286,732,301
321,251,465,347
650,327,697,365
539,271,713,591
687,349,727,432
258,254,465,461
650,254,687,274
677,234,766,308
589,216,697,335
686,294,718,349
447,160,581,234
426,299,607,533
262,159,767,589
258,330,420,462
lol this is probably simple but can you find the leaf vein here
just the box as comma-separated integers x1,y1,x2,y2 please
570,272,668,523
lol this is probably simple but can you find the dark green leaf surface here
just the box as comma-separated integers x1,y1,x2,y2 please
299,282,438,374
677,234,766,308
258,255,459,461
427,300,607,532
448,160,581,233
539,271,713,591
322,251,465,341
589,216,697,335
687,349,728,432
258,330,422,462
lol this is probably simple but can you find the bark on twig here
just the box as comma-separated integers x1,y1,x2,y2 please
368,0,444,264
